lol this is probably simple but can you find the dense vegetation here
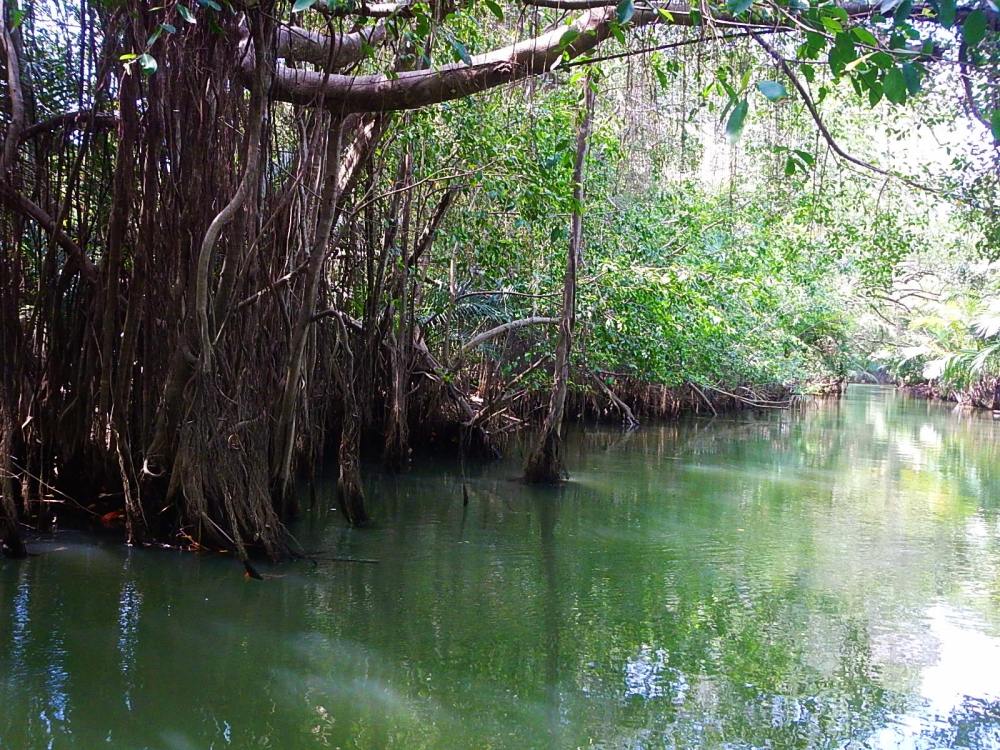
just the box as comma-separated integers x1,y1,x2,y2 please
0,0,996,558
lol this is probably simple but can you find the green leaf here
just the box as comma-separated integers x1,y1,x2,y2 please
160,22,176,33
867,81,884,105
198,0,222,9
851,26,879,47
938,0,956,27
828,32,857,77
991,109,1000,142
793,149,815,165
484,0,503,20
611,21,626,44
756,80,787,101
962,10,987,47
871,51,894,68
784,157,797,176
138,53,158,75
616,0,634,24
558,28,580,49
449,37,472,65
821,16,843,33
177,4,196,22
146,26,163,45
654,66,668,89
727,0,752,14
901,61,920,95
883,67,906,104
292,0,316,11
10,8,25,29
119,52,139,61
726,98,749,141
892,0,912,25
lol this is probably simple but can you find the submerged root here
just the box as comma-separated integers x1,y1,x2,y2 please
165,375,285,559
337,473,369,527
523,428,568,484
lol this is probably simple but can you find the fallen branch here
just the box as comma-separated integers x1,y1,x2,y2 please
703,383,792,408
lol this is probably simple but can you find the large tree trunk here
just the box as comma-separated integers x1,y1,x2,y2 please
523,75,595,484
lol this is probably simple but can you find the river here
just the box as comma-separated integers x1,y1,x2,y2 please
2,385,999,748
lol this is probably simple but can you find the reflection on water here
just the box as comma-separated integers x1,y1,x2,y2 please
2,386,1000,749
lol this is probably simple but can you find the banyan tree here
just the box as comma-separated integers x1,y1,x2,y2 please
0,0,996,558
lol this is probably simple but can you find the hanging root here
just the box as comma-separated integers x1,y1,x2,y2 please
588,371,639,429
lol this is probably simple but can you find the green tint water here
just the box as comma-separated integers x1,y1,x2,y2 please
2,386,1000,749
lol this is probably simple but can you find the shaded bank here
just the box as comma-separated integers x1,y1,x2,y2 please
4,368,794,557
901,377,1000,411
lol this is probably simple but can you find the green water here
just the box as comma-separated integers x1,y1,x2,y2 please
2,386,1000,749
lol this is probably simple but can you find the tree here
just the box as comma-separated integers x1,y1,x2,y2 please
524,72,595,483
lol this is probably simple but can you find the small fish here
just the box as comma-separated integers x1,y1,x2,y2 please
100,511,124,528
243,561,264,581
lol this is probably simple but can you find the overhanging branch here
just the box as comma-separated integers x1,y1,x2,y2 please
459,316,560,356
750,30,957,200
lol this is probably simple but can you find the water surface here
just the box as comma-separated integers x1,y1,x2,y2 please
2,385,1000,748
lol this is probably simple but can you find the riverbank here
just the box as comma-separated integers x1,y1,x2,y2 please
4,375,800,559
408,375,795,454
900,376,1000,411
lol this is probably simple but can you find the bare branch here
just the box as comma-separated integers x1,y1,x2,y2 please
277,23,386,70
459,316,560,356
0,179,98,281
18,110,119,142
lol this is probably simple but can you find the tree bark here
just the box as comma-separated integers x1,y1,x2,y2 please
0,398,26,559
383,146,415,470
523,74,595,483
333,314,369,526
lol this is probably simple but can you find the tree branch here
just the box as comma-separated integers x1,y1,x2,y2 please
750,31,954,200
459,316,560,356
408,186,459,268
18,110,119,143
0,4,26,176
259,6,639,111
277,23,386,70
254,0,975,113
0,179,98,281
